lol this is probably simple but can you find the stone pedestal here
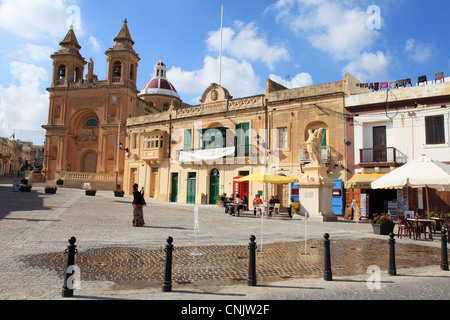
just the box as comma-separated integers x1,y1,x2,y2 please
296,164,337,222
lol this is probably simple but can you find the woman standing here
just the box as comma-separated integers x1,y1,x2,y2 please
132,183,145,227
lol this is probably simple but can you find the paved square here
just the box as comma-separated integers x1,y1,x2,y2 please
0,178,449,300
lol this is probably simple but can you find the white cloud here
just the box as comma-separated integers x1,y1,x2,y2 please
0,62,49,142
270,0,380,61
13,44,54,63
342,51,389,82
88,35,101,52
0,0,81,40
268,0,387,81
168,55,263,104
404,38,432,63
206,21,289,70
269,73,313,88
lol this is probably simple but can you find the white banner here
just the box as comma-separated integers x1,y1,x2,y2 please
179,147,235,162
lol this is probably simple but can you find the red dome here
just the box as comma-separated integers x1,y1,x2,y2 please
139,60,179,99
141,78,178,93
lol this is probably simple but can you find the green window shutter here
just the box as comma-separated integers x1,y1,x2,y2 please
184,129,192,151
320,129,327,147
235,123,249,156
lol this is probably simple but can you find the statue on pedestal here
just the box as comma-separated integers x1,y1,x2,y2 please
305,128,324,165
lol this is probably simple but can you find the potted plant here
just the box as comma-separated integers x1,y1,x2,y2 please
19,185,32,192
45,186,57,194
85,188,97,196
114,188,125,197
371,214,395,235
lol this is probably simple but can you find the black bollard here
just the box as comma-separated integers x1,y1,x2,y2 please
62,236,77,298
323,233,332,281
162,236,174,292
441,229,448,271
247,235,257,286
388,232,397,276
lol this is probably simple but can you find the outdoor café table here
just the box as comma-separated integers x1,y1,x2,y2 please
407,218,435,241
431,217,445,231
229,202,243,216
263,204,274,217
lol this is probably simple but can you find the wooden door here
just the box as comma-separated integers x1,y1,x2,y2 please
171,173,178,203
209,169,220,204
373,126,387,162
82,151,97,173
129,168,138,194
186,173,196,204
150,168,159,198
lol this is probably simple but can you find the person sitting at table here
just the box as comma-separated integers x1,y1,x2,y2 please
273,195,280,205
239,195,248,213
221,193,234,213
268,196,276,215
269,196,275,205
227,194,240,216
219,193,227,207
220,193,227,203
253,194,263,215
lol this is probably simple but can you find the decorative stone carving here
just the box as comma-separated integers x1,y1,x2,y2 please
305,128,324,165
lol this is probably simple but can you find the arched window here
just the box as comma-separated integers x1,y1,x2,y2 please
113,62,121,76
85,118,99,127
130,64,135,82
58,65,66,78
74,67,82,82
57,65,66,85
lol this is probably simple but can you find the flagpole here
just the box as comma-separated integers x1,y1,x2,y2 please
219,5,223,86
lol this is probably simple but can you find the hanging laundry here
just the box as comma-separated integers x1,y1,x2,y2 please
374,83,379,91
405,78,412,86
397,79,405,87
435,71,444,82
389,81,397,89
380,82,388,89
418,75,427,84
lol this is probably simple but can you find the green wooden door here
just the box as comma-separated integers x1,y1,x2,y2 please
186,173,196,204
209,170,220,204
171,173,178,203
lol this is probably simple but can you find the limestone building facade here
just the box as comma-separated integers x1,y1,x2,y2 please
124,64,366,211
345,76,450,217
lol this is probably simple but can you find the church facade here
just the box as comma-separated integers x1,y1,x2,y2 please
42,20,154,189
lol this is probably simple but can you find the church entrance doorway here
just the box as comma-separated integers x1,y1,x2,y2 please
82,151,97,173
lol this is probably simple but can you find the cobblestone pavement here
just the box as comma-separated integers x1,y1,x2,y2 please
0,177,449,302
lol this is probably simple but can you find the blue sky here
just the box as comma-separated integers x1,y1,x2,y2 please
0,0,449,145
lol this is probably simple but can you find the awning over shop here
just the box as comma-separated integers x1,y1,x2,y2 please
344,173,387,189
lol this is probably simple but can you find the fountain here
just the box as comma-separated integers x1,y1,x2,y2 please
301,211,310,256
190,206,202,257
